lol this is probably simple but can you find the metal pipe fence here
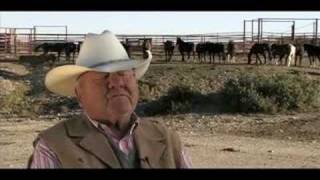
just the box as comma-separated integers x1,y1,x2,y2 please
0,31,317,59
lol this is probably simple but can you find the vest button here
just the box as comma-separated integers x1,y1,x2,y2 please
78,158,84,163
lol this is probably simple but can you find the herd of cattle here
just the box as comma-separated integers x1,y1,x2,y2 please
32,37,320,67
122,37,320,67
249,42,320,67
160,38,320,67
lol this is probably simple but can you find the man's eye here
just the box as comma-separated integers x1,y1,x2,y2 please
104,74,110,79
119,70,133,77
117,71,125,76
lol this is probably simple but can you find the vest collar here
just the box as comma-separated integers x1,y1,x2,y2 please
65,115,122,168
65,114,167,168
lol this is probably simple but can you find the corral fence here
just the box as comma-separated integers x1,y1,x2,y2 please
0,27,317,60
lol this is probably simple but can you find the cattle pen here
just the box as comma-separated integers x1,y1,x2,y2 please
0,21,318,62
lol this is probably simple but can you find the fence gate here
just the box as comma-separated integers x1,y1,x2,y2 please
14,28,34,56
0,28,12,58
0,28,34,58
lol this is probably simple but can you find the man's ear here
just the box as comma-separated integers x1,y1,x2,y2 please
132,69,136,77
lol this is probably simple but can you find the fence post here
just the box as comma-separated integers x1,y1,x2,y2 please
33,27,36,42
28,34,32,55
260,19,263,42
243,20,246,53
316,18,318,45
14,34,17,56
65,25,68,41
251,19,254,42
291,21,295,41
257,18,261,43
4,33,9,54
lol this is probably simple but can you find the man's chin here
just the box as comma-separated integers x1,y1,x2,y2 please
107,103,133,115
112,108,132,115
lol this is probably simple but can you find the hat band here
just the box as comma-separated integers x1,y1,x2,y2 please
87,58,132,69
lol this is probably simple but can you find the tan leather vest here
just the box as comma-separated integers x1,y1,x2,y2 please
30,115,183,168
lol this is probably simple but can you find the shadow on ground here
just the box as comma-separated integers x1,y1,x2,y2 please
0,69,26,81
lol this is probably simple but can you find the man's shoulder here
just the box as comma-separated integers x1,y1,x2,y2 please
39,115,82,139
136,117,182,151
137,117,178,136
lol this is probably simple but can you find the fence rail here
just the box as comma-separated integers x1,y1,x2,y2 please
0,32,317,59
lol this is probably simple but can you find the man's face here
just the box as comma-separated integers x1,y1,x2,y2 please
75,70,139,125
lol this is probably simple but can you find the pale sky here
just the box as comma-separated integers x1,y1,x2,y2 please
1,11,320,35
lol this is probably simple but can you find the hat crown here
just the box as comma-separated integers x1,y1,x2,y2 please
76,30,129,67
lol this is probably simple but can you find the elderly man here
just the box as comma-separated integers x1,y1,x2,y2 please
28,30,192,168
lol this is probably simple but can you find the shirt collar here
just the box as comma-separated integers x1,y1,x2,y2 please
84,111,140,139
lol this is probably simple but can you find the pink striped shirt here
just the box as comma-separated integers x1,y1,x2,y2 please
29,114,192,168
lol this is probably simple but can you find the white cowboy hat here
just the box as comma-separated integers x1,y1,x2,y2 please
45,30,152,97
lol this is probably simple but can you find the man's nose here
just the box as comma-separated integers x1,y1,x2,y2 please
107,74,125,89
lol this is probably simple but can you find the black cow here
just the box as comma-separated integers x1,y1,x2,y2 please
176,37,195,62
294,43,304,66
248,43,272,65
164,40,175,62
196,42,207,63
34,42,77,62
206,42,225,64
226,40,235,63
304,44,320,66
271,44,295,66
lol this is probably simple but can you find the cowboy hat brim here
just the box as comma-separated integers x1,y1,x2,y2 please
45,56,151,97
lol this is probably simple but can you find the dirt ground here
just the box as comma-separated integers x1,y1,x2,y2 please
1,112,320,168
1,58,320,168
